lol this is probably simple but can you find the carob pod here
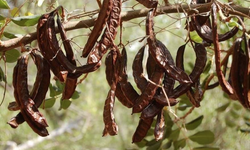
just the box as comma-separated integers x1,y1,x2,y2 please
37,12,68,82
87,0,122,64
154,110,165,141
211,3,234,96
82,0,114,57
105,47,138,108
9,55,49,136
230,38,248,107
56,15,77,100
170,43,207,101
103,50,119,136
146,9,192,84
45,8,100,78
8,52,51,128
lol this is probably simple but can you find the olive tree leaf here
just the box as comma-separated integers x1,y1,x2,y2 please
0,49,20,63
0,0,10,9
185,115,204,130
40,97,56,109
189,130,215,145
12,15,41,26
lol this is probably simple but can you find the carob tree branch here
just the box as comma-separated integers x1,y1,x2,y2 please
0,3,249,52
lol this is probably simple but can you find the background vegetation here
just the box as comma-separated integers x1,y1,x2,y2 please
0,0,250,149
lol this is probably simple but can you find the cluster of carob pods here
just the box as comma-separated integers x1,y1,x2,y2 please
6,0,250,143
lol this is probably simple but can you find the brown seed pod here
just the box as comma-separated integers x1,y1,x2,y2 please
211,4,234,95
146,9,192,84
154,110,165,141
45,10,100,77
132,117,154,143
103,50,119,136
132,45,148,91
82,0,114,57
87,0,122,63
37,12,68,82
9,55,49,136
171,43,207,101
56,16,77,100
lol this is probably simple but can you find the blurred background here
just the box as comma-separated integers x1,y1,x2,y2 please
0,0,250,149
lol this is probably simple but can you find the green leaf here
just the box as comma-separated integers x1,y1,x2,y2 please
3,32,18,39
173,139,186,150
225,116,236,128
161,140,172,149
233,103,242,110
146,140,162,150
71,91,80,100
203,59,212,74
11,15,41,26
49,84,62,97
216,102,230,112
40,97,56,109
230,109,239,118
177,95,193,111
245,121,250,127
0,49,20,63
189,130,215,145
59,99,71,110
56,79,65,91
0,0,10,9
228,21,243,30
190,31,203,43
169,128,180,141
164,110,173,128
240,129,250,133
0,15,5,20
185,115,204,130
193,147,220,150
135,139,148,148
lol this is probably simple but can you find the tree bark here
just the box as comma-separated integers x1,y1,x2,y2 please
0,3,249,52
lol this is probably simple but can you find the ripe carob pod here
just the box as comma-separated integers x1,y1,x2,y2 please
103,50,119,136
154,110,165,141
211,3,234,96
172,43,207,106
87,0,122,63
45,9,100,78
190,6,239,43
132,116,154,143
136,0,158,8
37,12,67,82
146,9,192,84
56,16,77,100
8,52,51,128
170,42,207,101
243,36,250,107
229,38,248,107
82,0,114,57
132,45,148,91
116,47,138,107
9,55,49,136
132,57,164,113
